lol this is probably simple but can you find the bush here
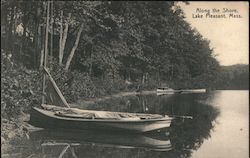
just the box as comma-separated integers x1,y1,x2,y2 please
1,51,41,119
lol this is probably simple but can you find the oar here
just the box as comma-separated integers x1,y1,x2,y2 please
167,114,193,119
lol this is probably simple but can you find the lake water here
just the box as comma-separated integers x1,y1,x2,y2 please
2,90,249,158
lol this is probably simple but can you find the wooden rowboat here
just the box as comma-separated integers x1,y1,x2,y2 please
29,104,173,133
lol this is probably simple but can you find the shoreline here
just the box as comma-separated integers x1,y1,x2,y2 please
74,90,156,107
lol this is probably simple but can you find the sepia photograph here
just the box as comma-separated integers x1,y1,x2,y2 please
1,1,249,158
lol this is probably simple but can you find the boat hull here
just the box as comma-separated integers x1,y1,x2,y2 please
29,107,172,133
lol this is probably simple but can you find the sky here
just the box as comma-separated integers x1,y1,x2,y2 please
179,1,249,66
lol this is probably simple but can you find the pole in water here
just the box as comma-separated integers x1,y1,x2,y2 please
42,1,50,104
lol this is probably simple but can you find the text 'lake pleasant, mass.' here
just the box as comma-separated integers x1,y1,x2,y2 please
192,8,242,19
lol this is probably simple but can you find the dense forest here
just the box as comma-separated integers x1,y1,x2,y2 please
1,1,220,90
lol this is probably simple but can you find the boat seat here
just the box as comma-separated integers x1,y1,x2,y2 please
55,111,141,120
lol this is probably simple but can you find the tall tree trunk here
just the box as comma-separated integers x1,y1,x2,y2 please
59,10,63,65
34,4,41,69
34,23,39,68
42,1,50,104
65,23,84,72
89,52,92,76
9,4,15,53
1,6,8,50
44,2,50,69
170,64,174,81
59,12,71,66
20,3,29,62
61,13,71,56
50,0,53,68
20,25,27,62
13,6,17,35
61,18,69,58
40,2,47,68
39,25,44,68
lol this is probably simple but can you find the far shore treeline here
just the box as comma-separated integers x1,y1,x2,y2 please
1,1,249,107
215,64,249,90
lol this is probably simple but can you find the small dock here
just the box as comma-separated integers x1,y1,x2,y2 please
178,89,207,94
157,88,207,95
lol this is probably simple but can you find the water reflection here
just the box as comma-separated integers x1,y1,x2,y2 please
2,93,220,158
78,93,220,157
30,129,172,152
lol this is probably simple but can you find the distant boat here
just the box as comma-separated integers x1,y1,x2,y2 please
28,68,173,133
156,87,182,95
178,89,206,94
157,87,206,95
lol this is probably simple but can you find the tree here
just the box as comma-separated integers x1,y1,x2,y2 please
65,23,84,71
59,11,71,66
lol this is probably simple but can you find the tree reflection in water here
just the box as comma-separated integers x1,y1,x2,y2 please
168,102,220,158
139,93,220,158
3,93,220,158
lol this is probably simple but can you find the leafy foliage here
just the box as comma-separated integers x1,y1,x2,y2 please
1,51,41,118
1,1,220,90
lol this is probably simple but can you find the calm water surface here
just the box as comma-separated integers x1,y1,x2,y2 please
2,90,249,158
192,90,249,158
